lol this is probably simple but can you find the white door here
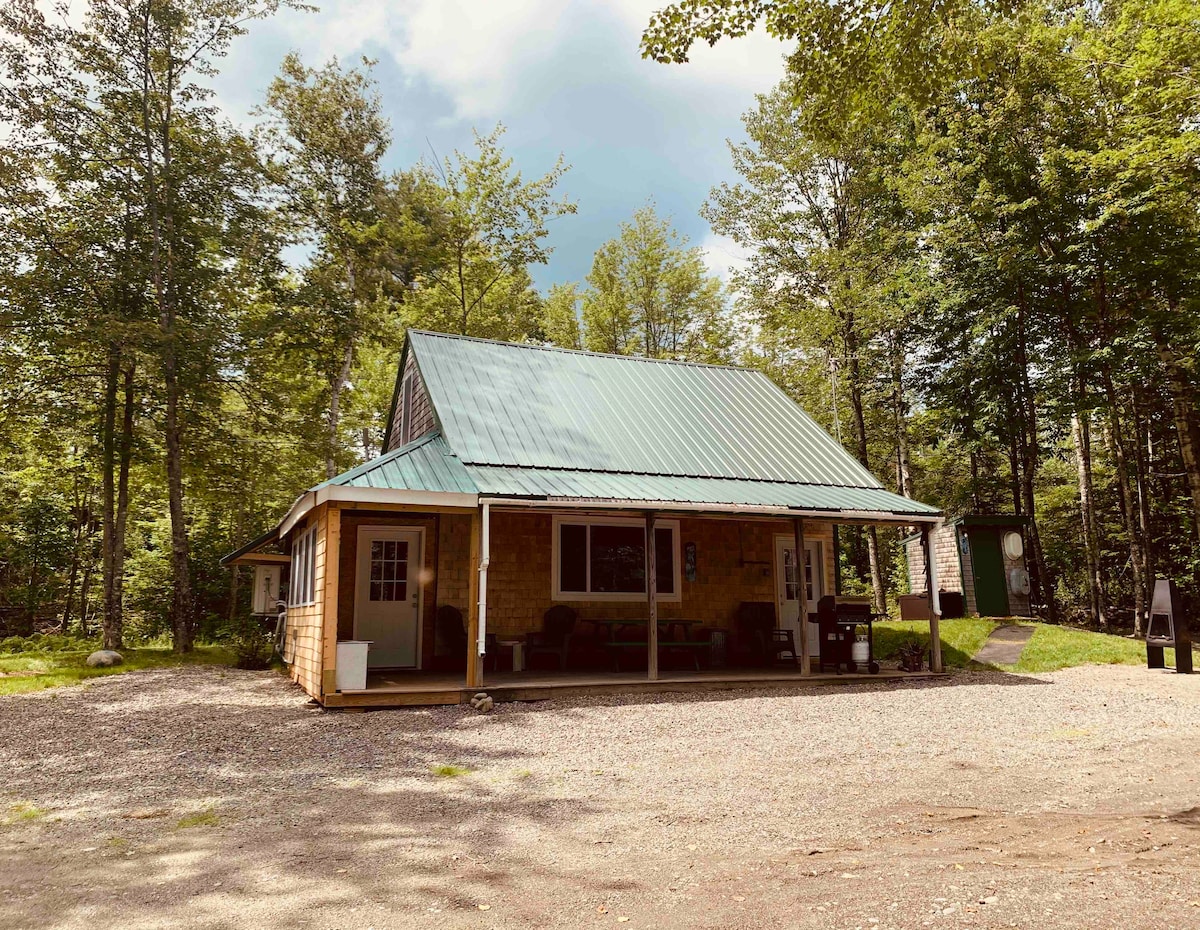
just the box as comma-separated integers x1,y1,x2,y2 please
355,527,422,668
775,536,823,658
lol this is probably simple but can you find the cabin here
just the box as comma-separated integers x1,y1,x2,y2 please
903,516,1032,618
225,331,947,707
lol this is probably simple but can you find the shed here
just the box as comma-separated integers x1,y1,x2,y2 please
905,516,1032,618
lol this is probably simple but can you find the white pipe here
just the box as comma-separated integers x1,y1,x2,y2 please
925,523,943,617
477,501,491,657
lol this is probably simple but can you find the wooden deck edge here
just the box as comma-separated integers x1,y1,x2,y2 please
319,671,947,709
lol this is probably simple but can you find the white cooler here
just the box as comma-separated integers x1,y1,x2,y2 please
335,641,371,691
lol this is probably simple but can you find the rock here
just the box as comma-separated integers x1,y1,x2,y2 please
469,693,494,713
86,650,123,667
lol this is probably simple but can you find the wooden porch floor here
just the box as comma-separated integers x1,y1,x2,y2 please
323,665,945,708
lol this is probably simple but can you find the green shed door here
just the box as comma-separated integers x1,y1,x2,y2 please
969,529,1010,617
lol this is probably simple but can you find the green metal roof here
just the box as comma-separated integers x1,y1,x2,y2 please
465,466,938,516
318,431,476,493
308,333,940,520
408,331,883,487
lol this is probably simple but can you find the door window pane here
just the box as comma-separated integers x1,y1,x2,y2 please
784,548,799,600
369,539,408,601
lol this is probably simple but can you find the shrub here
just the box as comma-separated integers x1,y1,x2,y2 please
226,618,274,670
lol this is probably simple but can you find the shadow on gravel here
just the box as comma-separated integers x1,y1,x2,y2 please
0,667,603,929
453,667,1056,723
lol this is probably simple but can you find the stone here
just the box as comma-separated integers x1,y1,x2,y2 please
86,650,123,668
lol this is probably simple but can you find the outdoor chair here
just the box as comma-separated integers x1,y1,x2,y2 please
525,605,577,671
733,602,797,667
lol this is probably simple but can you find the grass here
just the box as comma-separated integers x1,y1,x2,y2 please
874,617,999,668
175,809,220,829
4,802,47,824
431,764,471,778
0,645,235,697
1004,623,1176,673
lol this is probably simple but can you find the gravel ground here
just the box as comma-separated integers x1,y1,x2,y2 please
3,664,1199,929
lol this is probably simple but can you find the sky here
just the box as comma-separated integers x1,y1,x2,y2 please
209,0,795,290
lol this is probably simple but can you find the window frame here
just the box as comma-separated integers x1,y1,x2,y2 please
288,524,317,608
551,514,682,603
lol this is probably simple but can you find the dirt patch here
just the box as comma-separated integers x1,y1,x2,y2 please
2,664,1198,929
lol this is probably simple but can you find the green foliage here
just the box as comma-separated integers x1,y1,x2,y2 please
874,619,999,668
580,204,732,361
1008,624,1179,673
431,764,471,778
225,617,276,670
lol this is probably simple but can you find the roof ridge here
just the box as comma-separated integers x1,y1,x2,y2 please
408,329,753,372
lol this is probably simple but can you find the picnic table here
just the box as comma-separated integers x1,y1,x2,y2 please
589,618,709,671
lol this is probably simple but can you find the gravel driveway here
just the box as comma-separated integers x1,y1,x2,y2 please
3,664,1199,929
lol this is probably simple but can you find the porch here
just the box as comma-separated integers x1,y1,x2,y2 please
265,499,948,709
324,665,944,708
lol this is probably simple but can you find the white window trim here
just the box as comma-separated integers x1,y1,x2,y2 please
552,514,682,603
288,525,317,608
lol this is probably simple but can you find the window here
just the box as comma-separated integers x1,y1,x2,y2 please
783,545,817,603
368,538,409,602
553,516,681,602
288,525,317,607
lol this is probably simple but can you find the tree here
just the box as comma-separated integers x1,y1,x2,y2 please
259,54,390,479
408,126,575,339
581,205,731,361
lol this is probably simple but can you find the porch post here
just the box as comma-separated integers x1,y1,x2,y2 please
922,524,944,673
466,506,483,688
320,504,341,698
646,511,658,681
793,517,811,676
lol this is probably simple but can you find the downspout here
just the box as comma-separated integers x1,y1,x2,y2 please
477,501,491,660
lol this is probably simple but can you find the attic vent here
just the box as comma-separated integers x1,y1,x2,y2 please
399,372,414,445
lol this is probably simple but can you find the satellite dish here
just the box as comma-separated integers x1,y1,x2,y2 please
1003,531,1024,560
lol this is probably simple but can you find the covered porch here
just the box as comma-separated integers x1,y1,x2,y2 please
276,493,948,709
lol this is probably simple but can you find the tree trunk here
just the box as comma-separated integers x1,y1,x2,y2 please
101,348,120,648
845,327,886,615
891,337,912,499
326,337,355,478
112,362,135,646
1101,380,1147,634
1154,324,1200,554
1132,395,1155,603
1071,410,1107,628
1014,293,1057,621
139,14,192,653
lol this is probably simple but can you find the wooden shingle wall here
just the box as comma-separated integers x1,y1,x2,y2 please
282,505,329,700
385,352,436,453
482,511,836,637
905,524,966,606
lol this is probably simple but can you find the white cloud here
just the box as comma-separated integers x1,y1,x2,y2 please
271,0,792,122
698,232,751,284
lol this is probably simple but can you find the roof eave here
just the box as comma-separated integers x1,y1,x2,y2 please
278,485,480,537
479,495,942,524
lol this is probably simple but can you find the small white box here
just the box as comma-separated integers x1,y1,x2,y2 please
335,641,370,691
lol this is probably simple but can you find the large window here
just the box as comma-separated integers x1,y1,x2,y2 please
553,516,681,602
288,525,317,607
